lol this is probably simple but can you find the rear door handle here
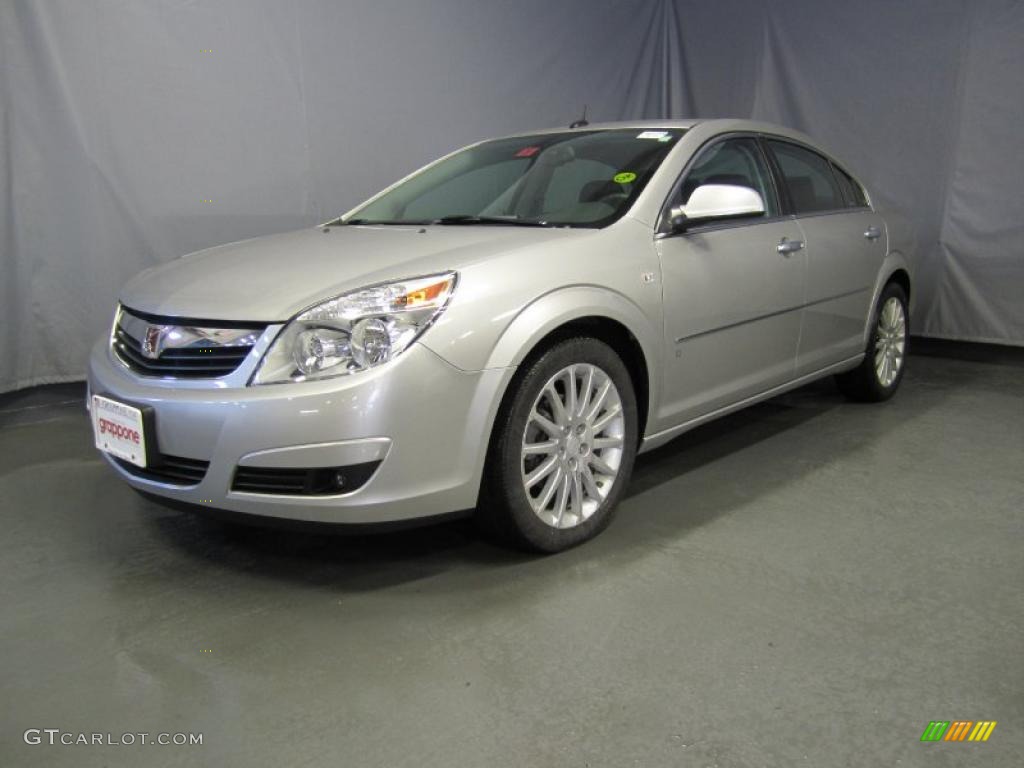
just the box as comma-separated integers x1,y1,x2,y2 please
777,238,804,255
864,226,882,240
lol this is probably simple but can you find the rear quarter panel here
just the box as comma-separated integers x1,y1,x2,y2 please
857,207,915,346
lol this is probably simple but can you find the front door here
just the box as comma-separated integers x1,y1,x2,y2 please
656,137,806,428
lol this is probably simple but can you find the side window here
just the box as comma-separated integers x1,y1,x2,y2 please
677,138,777,219
832,163,868,208
767,140,844,214
403,159,527,220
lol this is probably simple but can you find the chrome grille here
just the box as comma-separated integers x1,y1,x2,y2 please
113,306,266,379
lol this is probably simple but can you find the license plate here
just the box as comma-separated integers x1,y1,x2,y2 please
92,395,148,468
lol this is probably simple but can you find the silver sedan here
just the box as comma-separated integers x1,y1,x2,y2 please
88,119,912,551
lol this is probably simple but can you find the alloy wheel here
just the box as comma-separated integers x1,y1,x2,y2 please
874,296,906,387
520,363,625,529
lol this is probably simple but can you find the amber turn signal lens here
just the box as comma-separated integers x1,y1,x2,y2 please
401,278,452,308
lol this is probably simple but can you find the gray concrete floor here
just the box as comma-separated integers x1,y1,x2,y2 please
1,343,1021,767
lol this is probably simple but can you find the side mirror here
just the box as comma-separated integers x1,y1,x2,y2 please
670,184,765,233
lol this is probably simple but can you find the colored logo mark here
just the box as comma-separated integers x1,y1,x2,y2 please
920,720,997,742
613,171,637,184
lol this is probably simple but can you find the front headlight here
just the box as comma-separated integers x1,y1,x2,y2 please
251,272,456,385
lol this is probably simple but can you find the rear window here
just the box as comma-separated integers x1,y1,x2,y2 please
832,163,869,208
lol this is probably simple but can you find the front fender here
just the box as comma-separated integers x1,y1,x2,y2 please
482,285,660,371
420,283,663,433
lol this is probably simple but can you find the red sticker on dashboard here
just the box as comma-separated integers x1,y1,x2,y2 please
515,146,540,157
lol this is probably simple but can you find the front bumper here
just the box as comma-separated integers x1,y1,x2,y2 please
88,339,509,524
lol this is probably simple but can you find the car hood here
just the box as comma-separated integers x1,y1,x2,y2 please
120,225,587,322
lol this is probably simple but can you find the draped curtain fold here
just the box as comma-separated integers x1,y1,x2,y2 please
1,0,1020,392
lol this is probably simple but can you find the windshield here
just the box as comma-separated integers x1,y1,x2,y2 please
343,128,684,228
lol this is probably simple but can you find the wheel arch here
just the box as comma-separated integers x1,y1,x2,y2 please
484,286,660,442
888,266,911,304
862,252,913,345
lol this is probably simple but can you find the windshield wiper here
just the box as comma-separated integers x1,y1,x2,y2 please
334,216,554,227
342,218,434,226
431,215,552,227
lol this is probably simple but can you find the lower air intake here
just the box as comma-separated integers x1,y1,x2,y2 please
112,454,210,486
231,461,381,496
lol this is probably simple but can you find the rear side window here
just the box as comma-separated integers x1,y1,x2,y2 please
767,140,844,214
832,163,869,208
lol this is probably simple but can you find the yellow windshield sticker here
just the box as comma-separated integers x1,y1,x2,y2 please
613,171,637,184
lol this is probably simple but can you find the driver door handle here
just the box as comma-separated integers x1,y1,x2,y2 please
864,226,882,240
777,238,804,255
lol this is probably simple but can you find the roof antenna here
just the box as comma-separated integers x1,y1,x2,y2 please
569,105,589,129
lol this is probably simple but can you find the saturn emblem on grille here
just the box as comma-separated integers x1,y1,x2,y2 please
142,325,166,359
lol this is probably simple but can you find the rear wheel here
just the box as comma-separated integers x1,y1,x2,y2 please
836,282,908,402
479,337,638,552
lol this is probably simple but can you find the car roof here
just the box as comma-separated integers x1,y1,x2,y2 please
503,119,815,145
566,119,703,130
499,118,834,164
508,119,702,137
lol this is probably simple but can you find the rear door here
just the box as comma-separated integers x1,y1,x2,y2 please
656,136,806,428
765,139,886,374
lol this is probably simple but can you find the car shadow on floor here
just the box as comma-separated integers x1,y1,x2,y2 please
145,371,947,593
625,381,841,501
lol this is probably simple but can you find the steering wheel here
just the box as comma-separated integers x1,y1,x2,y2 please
596,192,629,208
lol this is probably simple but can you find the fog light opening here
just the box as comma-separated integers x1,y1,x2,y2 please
332,471,347,491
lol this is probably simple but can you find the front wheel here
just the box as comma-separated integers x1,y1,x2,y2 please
835,282,908,402
479,338,638,553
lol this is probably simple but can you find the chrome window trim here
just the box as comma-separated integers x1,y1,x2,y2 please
790,207,872,222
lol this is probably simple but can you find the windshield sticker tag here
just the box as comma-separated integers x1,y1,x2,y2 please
515,146,540,157
637,130,670,139
613,171,637,184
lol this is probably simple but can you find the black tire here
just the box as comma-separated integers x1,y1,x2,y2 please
835,282,909,402
478,337,639,553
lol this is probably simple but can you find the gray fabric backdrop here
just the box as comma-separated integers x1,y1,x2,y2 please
2,0,1021,392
